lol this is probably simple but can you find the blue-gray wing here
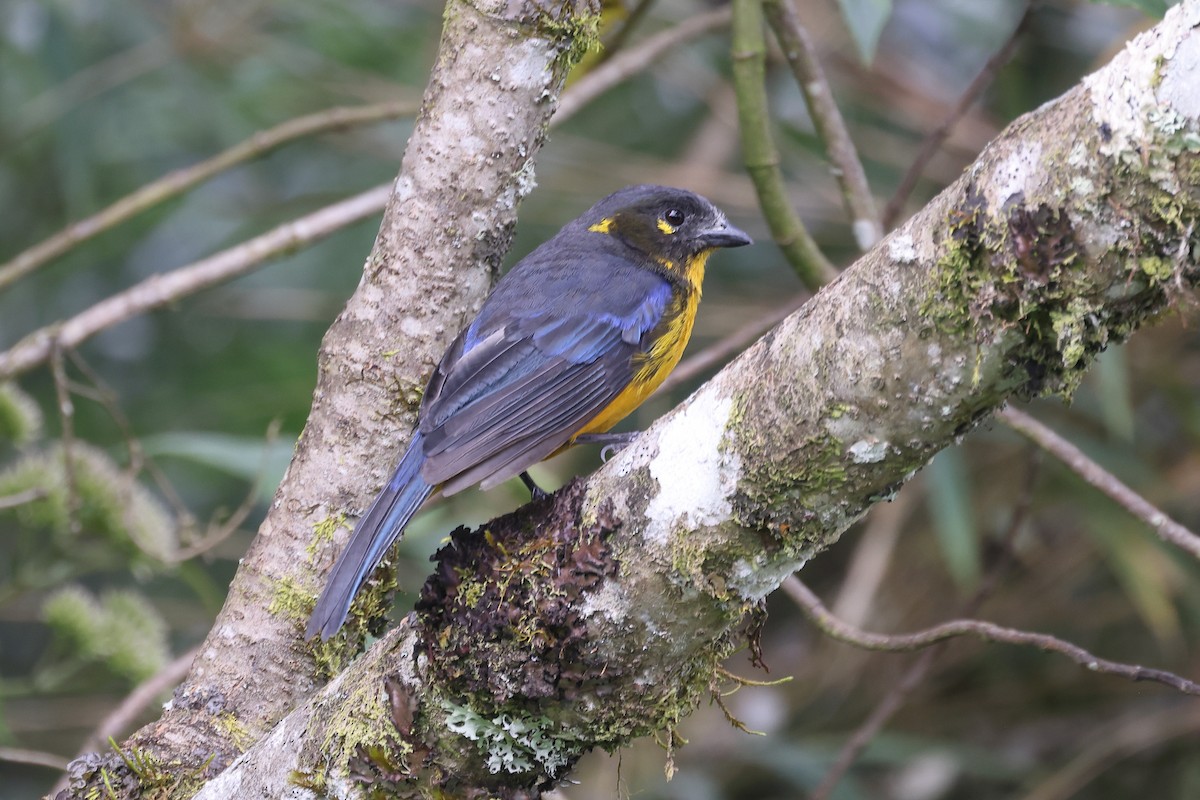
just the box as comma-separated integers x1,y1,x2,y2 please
418,254,672,495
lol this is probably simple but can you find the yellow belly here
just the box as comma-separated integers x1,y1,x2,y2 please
573,287,700,437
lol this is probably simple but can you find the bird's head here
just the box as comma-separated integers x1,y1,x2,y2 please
578,185,752,287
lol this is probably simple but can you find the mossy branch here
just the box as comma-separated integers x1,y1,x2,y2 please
175,7,1200,797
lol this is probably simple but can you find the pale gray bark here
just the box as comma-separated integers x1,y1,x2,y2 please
179,5,1200,800
57,0,598,796
59,3,1200,799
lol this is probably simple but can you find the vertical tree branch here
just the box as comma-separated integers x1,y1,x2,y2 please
763,0,880,249
731,0,838,288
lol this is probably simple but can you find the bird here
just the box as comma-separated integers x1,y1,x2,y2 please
306,184,751,640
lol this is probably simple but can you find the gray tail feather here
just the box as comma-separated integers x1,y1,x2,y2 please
306,432,434,640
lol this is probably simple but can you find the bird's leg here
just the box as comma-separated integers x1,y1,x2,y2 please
574,431,639,462
520,471,549,501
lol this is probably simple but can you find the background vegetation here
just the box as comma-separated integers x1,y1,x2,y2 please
1,0,1196,798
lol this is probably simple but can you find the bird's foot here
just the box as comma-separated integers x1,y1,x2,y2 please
574,431,639,462
520,470,549,501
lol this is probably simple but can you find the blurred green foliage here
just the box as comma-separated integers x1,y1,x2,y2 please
2,0,1199,799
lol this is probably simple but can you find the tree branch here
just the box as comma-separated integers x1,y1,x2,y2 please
782,576,1200,696
0,101,416,292
731,0,838,287
0,185,391,381
763,0,880,248
175,6,1200,795
1000,406,1200,561
54,0,604,794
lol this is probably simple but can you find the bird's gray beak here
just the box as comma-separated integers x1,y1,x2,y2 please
698,219,752,249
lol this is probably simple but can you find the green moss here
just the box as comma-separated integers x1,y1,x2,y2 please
826,402,851,420
215,712,254,753
322,679,414,782
0,382,42,446
537,12,603,73
1139,255,1174,281
306,513,347,559
268,575,314,623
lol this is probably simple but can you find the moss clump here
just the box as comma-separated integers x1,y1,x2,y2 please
269,575,314,623
307,513,347,558
43,586,170,683
0,441,177,563
215,712,254,754
730,428,845,542
920,183,1126,399
0,382,42,446
318,676,415,792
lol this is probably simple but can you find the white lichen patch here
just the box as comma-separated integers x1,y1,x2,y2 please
990,143,1042,206
888,232,918,265
853,219,880,250
443,700,578,777
848,438,888,464
580,578,632,625
1084,2,1200,183
729,552,810,602
642,392,739,547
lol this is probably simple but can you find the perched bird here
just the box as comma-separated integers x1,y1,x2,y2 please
306,184,751,640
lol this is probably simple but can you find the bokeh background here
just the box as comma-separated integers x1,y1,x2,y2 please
1,0,1197,798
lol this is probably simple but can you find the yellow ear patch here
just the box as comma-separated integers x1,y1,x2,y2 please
588,217,614,234
656,218,676,235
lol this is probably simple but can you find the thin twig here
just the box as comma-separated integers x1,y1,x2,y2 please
557,6,733,125
0,746,70,772
882,2,1034,229
65,351,196,533
172,418,283,562
1,12,738,383
809,454,1039,800
0,487,46,510
49,646,200,796
783,577,1200,696
731,0,838,289
50,343,81,535
595,0,659,64
0,101,416,292
0,184,392,382
1000,406,1200,562
762,0,879,249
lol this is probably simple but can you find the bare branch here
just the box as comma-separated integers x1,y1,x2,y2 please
557,6,733,124
0,101,416,291
0,12,738,385
0,184,391,382
0,746,70,772
782,577,1200,696
811,451,1039,800
763,0,880,249
1000,406,1200,562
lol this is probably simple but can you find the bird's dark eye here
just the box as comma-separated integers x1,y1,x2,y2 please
664,208,686,227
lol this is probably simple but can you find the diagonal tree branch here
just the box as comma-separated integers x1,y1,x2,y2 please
178,6,1200,797
0,100,417,292
53,1,604,796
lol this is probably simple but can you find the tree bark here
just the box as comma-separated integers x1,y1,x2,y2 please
59,2,1200,798
55,0,599,796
